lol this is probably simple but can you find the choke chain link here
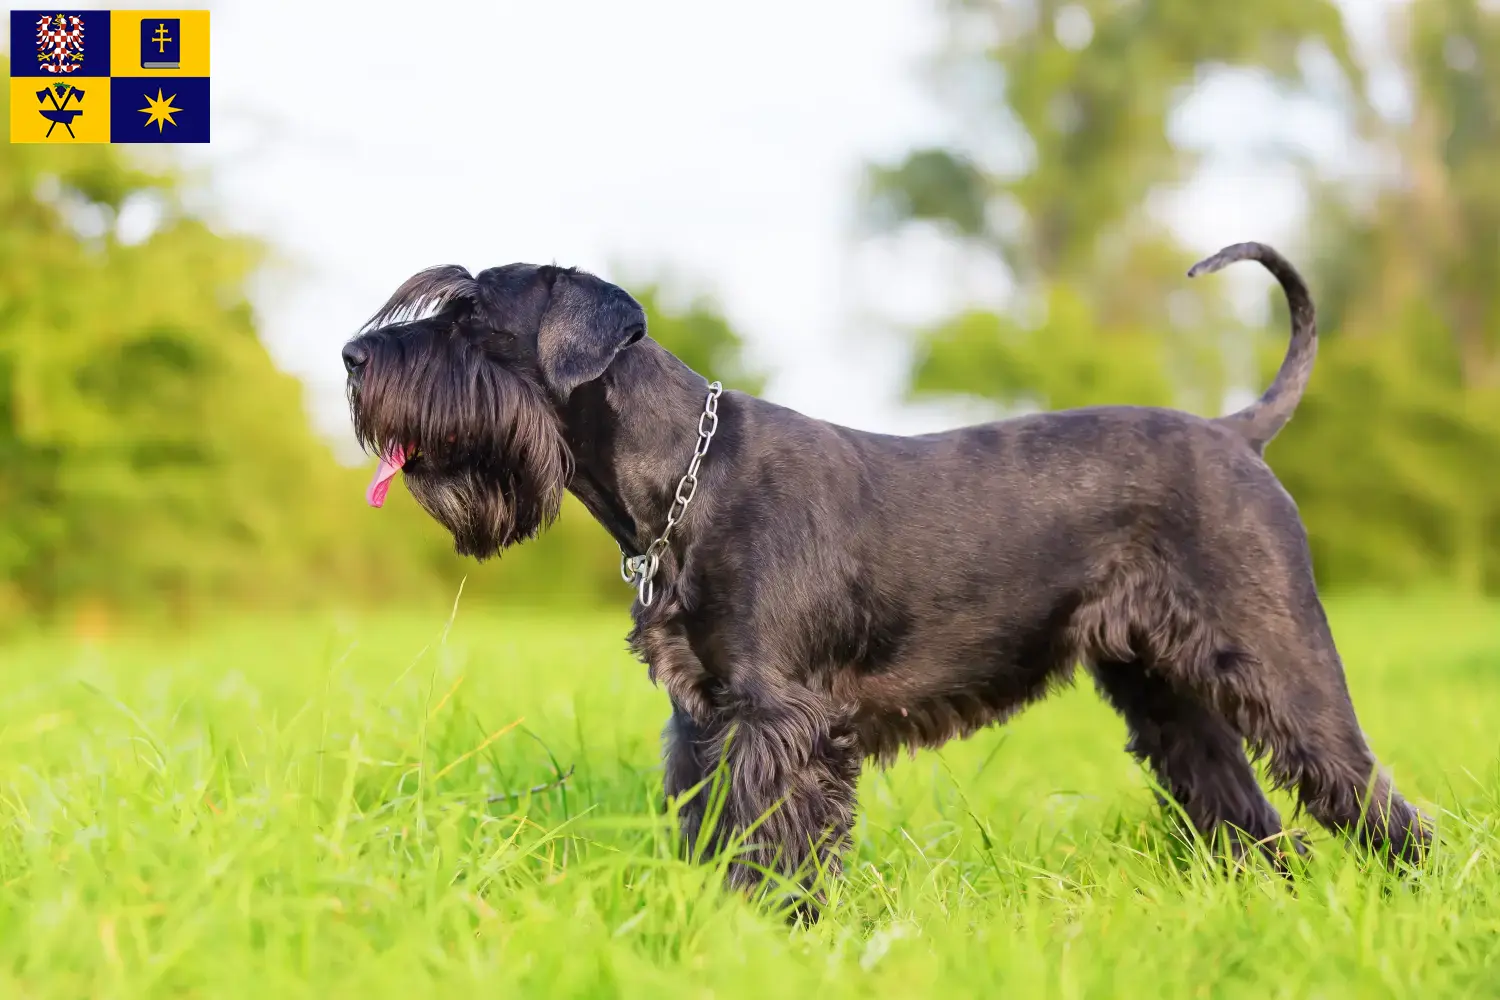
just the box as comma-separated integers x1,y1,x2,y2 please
620,381,723,607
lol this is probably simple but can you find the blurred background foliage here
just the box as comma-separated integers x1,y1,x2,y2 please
2,0,1498,634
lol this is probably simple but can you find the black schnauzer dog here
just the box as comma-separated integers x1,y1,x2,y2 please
342,242,1429,899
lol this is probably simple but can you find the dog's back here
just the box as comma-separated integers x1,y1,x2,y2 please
709,394,1294,748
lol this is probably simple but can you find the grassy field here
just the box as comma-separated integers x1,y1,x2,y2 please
1,595,1498,998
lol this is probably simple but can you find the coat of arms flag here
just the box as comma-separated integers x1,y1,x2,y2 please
10,9,210,143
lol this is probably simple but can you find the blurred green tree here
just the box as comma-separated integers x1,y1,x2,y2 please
0,108,395,626
865,0,1359,414
1276,0,1500,591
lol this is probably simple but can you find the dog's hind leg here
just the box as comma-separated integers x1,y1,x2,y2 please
1091,658,1291,864
1209,604,1431,866
1227,648,1429,865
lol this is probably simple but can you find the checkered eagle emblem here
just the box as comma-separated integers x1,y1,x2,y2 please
34,13,84,75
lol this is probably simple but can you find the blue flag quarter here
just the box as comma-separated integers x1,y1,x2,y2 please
109,76,209,143
10,10,112,77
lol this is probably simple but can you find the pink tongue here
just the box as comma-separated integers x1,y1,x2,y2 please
366,444,407,508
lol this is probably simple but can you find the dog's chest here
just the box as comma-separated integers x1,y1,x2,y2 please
628,618,722,722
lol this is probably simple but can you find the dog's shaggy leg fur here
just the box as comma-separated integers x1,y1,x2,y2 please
644,619,862,906
662,702,715,857
1210,617,1430,866
1090,658,1291,864
1077,554,1430,868
689,684,861,908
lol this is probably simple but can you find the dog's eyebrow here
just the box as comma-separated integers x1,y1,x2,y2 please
362,265,481,331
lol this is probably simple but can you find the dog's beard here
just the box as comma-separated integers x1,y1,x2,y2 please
348,330,571,559
405,461,559,558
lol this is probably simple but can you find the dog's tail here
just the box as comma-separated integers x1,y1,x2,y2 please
1188,241,1317,453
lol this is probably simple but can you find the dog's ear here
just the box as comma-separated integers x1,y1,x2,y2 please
536,269,647,401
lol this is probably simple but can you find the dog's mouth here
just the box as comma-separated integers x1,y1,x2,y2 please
366,443,420,508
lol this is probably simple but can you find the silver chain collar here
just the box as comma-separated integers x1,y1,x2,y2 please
620,381,723,607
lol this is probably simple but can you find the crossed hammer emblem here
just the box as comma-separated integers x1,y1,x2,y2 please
36,83,85,138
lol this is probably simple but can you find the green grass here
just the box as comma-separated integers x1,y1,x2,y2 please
1,595,1498,998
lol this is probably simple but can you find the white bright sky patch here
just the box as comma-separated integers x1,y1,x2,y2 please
22,0,1392,456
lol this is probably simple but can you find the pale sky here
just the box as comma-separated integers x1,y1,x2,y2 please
33,0,1394,457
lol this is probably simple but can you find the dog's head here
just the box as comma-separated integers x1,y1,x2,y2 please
341,263,647,558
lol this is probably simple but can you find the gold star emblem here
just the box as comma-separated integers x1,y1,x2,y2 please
138,88,181,132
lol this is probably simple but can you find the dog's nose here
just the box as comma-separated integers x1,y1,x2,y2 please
342,342,370,375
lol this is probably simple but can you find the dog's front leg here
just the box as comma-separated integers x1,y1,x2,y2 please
662,701,714,858
701,687,862,906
